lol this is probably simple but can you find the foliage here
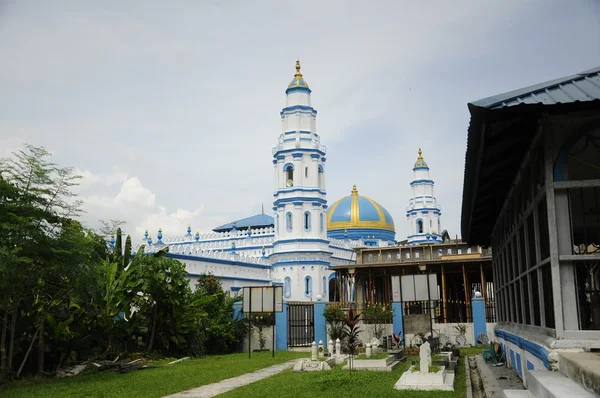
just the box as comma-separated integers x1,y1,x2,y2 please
195,275,247,356
249,312,274,350
323,303,346,342
0,144,245,381
360,302,393,340
453,323,467,335
342,308,361,356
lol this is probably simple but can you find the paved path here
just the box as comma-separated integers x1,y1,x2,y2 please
163,360,297,397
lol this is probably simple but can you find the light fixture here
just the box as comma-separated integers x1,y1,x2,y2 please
418,264,426,272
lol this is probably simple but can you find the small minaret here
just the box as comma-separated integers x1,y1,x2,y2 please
406,148,442,245
271,60,331,302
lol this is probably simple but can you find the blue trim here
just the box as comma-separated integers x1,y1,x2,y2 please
284,138,312,142
277,155,285,160
165,253,270,269
273,187,326,197
495,329,551,369
275,303,288,350
304,275,313,297
283,276,292,298
274,197,327,206
321,157,326,162
187,273,271,283
272,260,330,267
292,153,304,158
272,159,277,164
285,86,312,95
231,286,242,292
406,208,441,214
416,218,424,234
510,349,516,370
284,130,311,135
328,228,396,241
526,360,535,371
283,162,294,171
410,179,434,185
516,353,523,378
275,238,330,245
280,104,316,113
292,201,304,206
392,302,404,341
273,148,326,158
413,166,430,171
304,211,312,231
285,212,293,232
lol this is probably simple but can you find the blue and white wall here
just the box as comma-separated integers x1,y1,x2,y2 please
270,61,334,302
406,148,443,245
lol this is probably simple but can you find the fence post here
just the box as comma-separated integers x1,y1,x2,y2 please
472,293,487,344
392,301,403,344
275,302,288,350
314,302,327,351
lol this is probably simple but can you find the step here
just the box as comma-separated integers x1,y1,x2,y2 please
503,390,534,398
558,352,600,396
526,370,596,398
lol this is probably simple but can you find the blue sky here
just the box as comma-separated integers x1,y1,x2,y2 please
1,0,599,242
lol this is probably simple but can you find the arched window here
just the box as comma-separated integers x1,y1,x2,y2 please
276,214,279,233
286,212,293,232
416,219,424,234
305,167,308,178
304,211,311,231
284,277,292,298
322,276,327,296
284,163,294,187
430,220,432,228
318,165,324,188
438,219,441,232
320,213,324,232
304,275,312,297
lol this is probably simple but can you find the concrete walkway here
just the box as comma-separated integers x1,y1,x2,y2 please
163,360,297,397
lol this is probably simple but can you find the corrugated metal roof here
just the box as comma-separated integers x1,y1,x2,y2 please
471,66,600,109
212,213,274,232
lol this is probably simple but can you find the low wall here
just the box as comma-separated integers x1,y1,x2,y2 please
243,325,276,352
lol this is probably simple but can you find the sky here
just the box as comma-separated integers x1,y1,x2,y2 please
1,0,599,243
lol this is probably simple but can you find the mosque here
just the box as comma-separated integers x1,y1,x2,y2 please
132,61,445,302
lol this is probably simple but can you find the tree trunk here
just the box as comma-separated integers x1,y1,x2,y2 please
147,305,157,352
37,314,45,373
8,299,19,370
17,327,40,378
1,307,8,372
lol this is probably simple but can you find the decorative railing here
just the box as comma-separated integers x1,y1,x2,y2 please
359,245,492,264
161,227,275,244
134,244,271,266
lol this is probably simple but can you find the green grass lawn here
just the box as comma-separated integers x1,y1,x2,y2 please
220,354,470,398
0,351,307,398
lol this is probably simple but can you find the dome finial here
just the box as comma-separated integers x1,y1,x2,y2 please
414,147,429,169
351,184,358,196
295,59,302,78
418,148,423,159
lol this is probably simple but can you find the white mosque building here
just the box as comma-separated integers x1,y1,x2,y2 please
124,61,444,302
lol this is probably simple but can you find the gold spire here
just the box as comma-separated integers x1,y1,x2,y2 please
351,184,358,196
414,147,429,168
295,59,302,78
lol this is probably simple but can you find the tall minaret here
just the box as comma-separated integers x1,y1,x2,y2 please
406,148,443,245
271,60,331,302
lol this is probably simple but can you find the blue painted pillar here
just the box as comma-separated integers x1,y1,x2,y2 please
314,302,327,349
275,302,288,351
233,302,243,321
392,302,403,344
472,296,487,344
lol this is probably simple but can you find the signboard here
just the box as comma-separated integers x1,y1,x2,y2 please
400,274,439,302
242,286,283,313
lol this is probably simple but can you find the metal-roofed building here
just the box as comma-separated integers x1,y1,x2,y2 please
461,66,600,391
